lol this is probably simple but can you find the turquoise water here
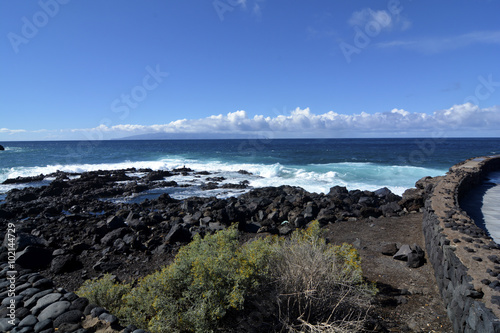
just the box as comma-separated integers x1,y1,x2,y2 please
1,138,499,198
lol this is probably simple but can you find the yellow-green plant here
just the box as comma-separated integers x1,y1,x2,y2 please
121,225,274,333
76,274,131,315
75,221,376,333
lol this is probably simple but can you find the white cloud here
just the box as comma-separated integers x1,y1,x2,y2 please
253,3,261,16
377,30,500,54
349,9,392,29
348,8,410,32
434,104,500,128
238,0,263,17
0,128,26,134
70,104,500,138
4,104,500,140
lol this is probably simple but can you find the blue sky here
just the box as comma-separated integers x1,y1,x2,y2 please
1,0,500,141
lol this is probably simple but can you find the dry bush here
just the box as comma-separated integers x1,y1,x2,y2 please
75,222,376,333
270,221,376,332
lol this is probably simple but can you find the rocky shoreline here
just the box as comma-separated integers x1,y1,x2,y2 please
0,167,438,332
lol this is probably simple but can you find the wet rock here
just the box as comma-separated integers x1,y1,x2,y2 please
143,170,173,181
2,174,44,185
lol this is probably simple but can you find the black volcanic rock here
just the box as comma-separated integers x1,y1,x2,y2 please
6,187,39,202
2,232,49,251
142,170,173,182
16,246,52,269
2,174,44,184
165,224,192,244
407,245,425,268
50,254,82,274
399,187,425,212
0,144,4,150
0,167,420,294
106,215,126,230
380,201,402,217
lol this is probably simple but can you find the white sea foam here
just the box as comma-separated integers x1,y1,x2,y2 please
2,146,23,152
0,158,447,198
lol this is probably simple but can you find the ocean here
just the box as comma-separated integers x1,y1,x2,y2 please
1,138,500,202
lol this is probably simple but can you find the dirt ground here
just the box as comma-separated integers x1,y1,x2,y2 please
325,212,454,332
44,211,454,332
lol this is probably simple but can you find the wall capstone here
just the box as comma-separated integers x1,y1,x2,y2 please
422,155,500,332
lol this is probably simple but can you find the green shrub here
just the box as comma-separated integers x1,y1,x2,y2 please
76,274,131,315
121,226,274,333
75,221,376,333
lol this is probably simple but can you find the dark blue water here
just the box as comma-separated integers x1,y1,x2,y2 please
1,138,499,197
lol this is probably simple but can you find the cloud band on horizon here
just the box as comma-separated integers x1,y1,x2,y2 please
1,103,500,140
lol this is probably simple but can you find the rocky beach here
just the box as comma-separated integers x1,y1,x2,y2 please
0,166,458,332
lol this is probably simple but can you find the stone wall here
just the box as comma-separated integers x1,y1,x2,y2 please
423,155,500,332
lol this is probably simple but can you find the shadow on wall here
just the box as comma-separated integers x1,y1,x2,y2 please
459,180,495,237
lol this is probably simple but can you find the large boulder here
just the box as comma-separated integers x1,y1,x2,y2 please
15,246,52,269
393,244,425,268
0,144,4,150
399,187,424,212
164,224,192,244
50,254,82,274
380,201,402,217
3,233,48,251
